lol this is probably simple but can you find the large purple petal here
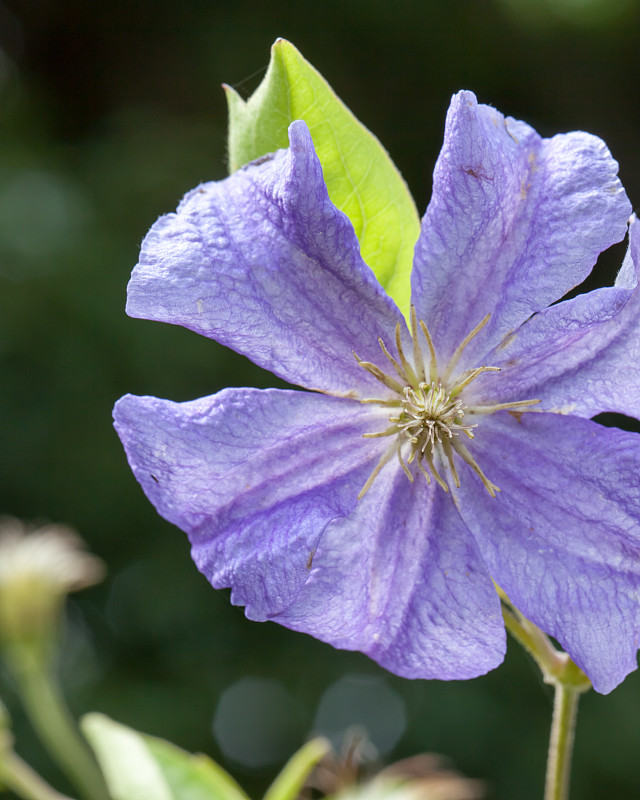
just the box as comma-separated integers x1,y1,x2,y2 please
113,388,390,618
455,412,640,694
275,461,505,680
465,217,640,419
411,91,631,368
126,121,406,398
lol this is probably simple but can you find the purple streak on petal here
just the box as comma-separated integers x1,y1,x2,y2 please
466,217,640,419
275,462,505,680
455,412,640,694
113,388,389,618
126,121,406,398
411,91,631,367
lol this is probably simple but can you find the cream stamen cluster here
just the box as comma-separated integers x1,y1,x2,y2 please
355,307,539,498
397,382,472,453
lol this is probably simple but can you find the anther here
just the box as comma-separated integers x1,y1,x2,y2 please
357,442,396,500
468,398,541,416
395,324,418,387
442,439,460,488
443,313,491,384
397,445,414,483
362,425,399,439
423,450,449,492
419,320,439,383
452,439,500,497
378,337,407,383
449,366,501,397
353,352,405,394
410,306,426,384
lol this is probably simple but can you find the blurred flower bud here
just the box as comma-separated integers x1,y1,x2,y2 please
331,763,484,800
368,755,485,800
308,736,483,800
0,517,104,663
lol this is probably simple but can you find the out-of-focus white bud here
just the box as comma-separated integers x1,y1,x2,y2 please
314,749,484,800
369,754,484,800
0,517,104,661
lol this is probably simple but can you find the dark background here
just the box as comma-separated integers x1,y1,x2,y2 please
1,1,639,798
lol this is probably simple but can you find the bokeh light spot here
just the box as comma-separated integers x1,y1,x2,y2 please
0,169,88,273
313,674,406,756
212,677,306,769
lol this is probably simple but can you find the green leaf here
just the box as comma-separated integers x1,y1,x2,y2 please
81,714,172,800
225,38,420,316
263,738,331,800
82,713,250,800
145,737,249,800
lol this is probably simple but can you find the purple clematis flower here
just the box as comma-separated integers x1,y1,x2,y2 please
113,90,640,694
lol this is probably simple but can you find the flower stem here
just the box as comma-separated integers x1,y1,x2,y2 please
500,602,560,676
498,587,591,800
0,741,75,800
544,682,580,800
8,653,110,800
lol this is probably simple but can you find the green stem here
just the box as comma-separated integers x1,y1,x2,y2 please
498,588,591,800
9,656,110,800
501,604,560,676
0,734,75,800
544,683,580,800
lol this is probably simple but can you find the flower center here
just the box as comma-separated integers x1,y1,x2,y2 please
394,381,473,456
354,307,539,498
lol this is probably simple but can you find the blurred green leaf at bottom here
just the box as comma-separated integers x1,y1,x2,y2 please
82,713,249,800
82,713,331,800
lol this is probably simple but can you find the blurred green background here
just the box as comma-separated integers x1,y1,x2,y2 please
1,1,639,798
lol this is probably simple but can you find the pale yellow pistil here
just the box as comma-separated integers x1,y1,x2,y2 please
355,307,539,499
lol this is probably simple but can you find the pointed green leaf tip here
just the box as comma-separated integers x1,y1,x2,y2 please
225,38,420,316
263,737,331,800
82,713,250,800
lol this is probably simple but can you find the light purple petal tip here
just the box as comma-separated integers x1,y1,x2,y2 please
456,412,640,694
469,216,640,419
126,121,405,398
411,90,631,367
113,388,389,618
